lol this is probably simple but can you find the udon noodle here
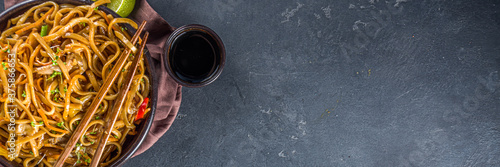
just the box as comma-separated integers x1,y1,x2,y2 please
0,0,151,166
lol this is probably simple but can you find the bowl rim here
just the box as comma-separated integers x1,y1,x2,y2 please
0,0,157,166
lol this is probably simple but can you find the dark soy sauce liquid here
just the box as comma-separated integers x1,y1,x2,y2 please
170,31,219,83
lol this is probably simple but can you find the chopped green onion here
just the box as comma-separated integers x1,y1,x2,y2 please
40,25,48,37
57,122,63,127
90,141,94,144
51,87,59,94
95,116,100,120
94,7,98,11
31,122,35,127
29,151,33,155
47,71,61,80
90,131,96,135
85,158,91,163
22,91,26,97
39,121,43,125
113,135,118,139
3,67,7,70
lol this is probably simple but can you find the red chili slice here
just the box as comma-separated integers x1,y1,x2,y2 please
135,97,149,121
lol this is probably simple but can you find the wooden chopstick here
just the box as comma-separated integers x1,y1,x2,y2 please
53,20,147,167
90,32,149,167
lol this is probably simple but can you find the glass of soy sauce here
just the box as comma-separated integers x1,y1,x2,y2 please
164,24,225,87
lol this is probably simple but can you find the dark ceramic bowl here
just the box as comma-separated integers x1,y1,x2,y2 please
0,0,157,166
164,24,225,87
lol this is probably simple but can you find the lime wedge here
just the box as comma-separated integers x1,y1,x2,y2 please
107,0,136,18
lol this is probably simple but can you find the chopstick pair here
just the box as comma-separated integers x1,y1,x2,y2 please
90,32,149,167
53,20,148,167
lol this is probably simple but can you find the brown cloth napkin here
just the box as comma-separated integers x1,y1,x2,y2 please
4,0,182,157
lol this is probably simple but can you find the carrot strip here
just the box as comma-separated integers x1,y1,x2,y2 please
15,8,54,35
36,109,69,134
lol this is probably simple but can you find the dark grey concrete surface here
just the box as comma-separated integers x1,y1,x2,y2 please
124,0,500,166
3,0,500,166
122,0,500,166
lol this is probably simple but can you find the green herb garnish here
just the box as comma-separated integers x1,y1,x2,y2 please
51,87,59,94
22,90,26,97
47,71,61,80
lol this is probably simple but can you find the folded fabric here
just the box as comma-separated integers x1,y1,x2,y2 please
3,0,182,158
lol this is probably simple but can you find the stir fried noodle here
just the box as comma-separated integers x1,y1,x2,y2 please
0,0,151,166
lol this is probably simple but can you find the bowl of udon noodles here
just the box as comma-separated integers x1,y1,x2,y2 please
0,0,157,166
